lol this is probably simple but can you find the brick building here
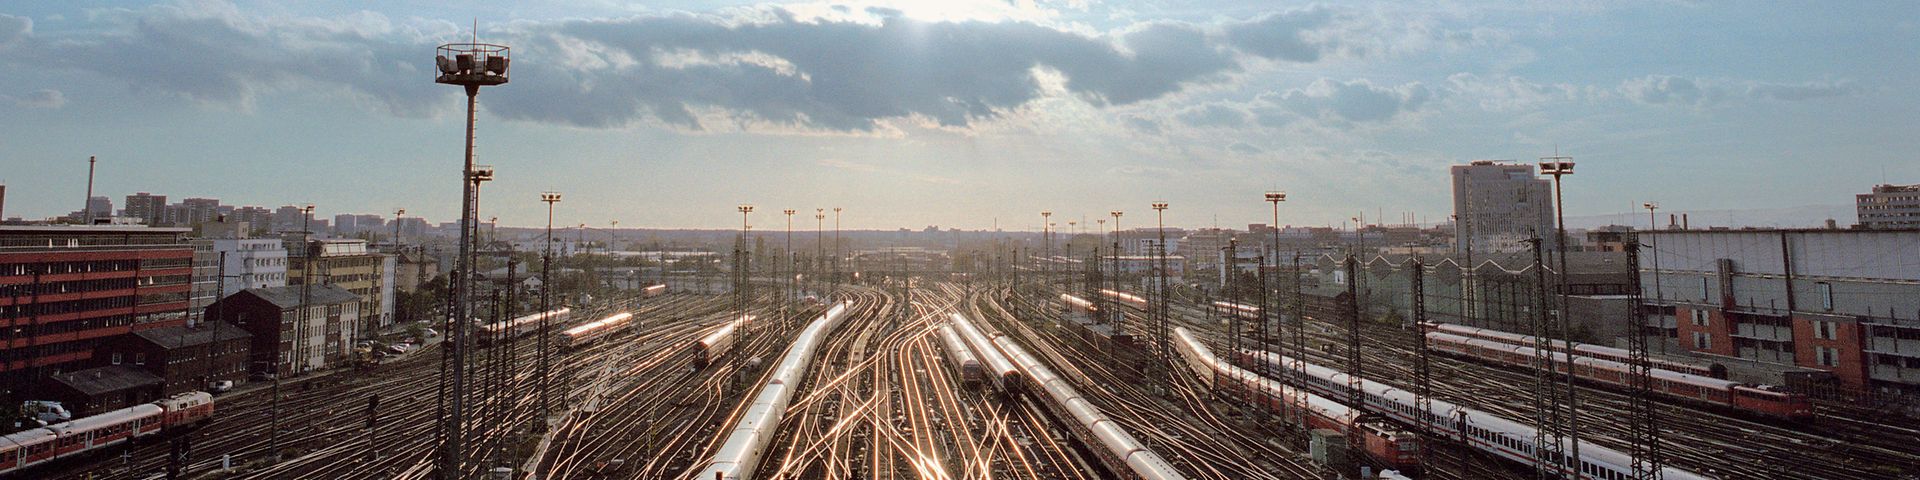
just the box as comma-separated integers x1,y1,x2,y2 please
39,365,164,416
101,322,251,394
1,225,192,404
1643,229,1920,397
205,285,360,376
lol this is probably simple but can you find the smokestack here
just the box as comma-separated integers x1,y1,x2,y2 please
1668,214,1677,230
83,156,96,225
1682,213,1689,230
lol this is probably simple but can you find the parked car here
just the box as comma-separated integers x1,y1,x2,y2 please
210,380,234,393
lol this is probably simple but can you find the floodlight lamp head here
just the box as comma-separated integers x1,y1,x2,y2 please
436,55,457,74
1266,191,1287,202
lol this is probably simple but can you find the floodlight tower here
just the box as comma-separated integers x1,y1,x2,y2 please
434,38,509,479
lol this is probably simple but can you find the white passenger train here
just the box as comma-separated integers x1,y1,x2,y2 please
696,302,850,480
992,334,1186,480
1238,350,1711,480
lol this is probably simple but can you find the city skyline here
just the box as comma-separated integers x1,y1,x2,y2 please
1,1,1914,230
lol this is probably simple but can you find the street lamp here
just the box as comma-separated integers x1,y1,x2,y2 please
784,209,796,325
1538,154,1580,472
833,207,842,298
815,209,825,296
1151,202,1168,364
538,192,559,419
737,204,753,336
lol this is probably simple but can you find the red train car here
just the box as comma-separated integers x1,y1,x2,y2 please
1428,332,1811,420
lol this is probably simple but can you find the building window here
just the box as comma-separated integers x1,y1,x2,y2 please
1693,332,1712,350
112,352,123,365
1817,282,1834,311
1701,277,1710,301
134,353,146,365
1814,320,1837,341
1690,310,1709,327
1815,346,1840,367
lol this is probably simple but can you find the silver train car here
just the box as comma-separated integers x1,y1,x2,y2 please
947,313,1023,394
1239,350,1711,480
1100,288,1149,310
991,334,1186,480
696,302,851,480
936,322,985,390
695,314,754,368
557,311,633,349
477,308,572,345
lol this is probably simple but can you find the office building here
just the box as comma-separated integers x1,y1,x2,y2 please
124,193,168,226
1452,160,1554,253
0,225,193,401
1642,228,1920,396
1857,183,1920,229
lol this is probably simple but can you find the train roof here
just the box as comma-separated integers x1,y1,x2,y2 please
1427,332,1740,389
562,312,632,336
50,404,163,434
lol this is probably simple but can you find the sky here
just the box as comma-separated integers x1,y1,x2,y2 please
1,1,1915,231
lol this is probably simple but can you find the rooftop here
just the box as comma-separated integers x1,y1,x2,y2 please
48,365,163,396
132,322,252,348
240,284,360,309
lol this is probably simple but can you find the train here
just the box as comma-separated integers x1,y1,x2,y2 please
1101,289,1150,310
1427,331,1813,420
991,334,1187,480
477,308,573,345
1171,327,1420,472
948,313,1023,395
1420,322,1725,378
1061,293,1097,313
1236,350,1712,480
557,312,634,349
694,314,754,369
1210,301,1261,320
1,392,215,476
641,283,667,297
936,322,985,390
698,302,850,480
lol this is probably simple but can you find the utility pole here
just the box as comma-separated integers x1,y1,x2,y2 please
833,207,842,299
1109,211,1124,335
1528,236,1566,479
785,209,795,328
1624,240,1663,479
1264,191,1286,383
1152,202,1170,370
1411,258,1433,474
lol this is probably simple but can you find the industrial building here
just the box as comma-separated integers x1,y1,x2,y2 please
1641,228,1920,397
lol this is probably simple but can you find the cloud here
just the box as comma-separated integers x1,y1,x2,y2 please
1445,73,1583,111
1222,8,1338,62
1226,142,1262,155
1264,78,1431,124
0,14,27,47
1620,75,1857,107
481,12,1244,131
1122,116,1162,134
1175,103,1249,128
4,89,65,108
1746,80,1857,101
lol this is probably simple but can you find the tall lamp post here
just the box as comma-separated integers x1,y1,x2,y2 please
1539,155,1580,475
1151,202,1169,365
784,209,796,326
434,38,509,478
737,204,753,337
1643,202,1663,353
392,209,406,253
815,209,825,297
1109,211,1123,332
1041,211,1052,280
1264,191,1286,379
833,207,842,298
538,192,559,420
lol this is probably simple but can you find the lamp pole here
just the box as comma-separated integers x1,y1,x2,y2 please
1041,211,1052,281
737,204,753,338
785,209,795,327
1644,202,1663,354
1264,191,1286,383
815,209,825,297
1151,202,1169,366
392,209,406,253
434,39,509,478
1539,155,1579,476
538,192,559,420
1109,211,1123,333
833,207,842,298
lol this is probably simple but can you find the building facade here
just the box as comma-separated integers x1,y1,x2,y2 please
0,225,193,403
287,238,395,333
1857,183,1920,229
206,285,360,375
1642,229,1920,397
101,322,251,394
123,193,169,226
1452,160,1554,254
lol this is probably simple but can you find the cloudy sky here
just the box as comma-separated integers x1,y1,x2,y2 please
1,1,1914,230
